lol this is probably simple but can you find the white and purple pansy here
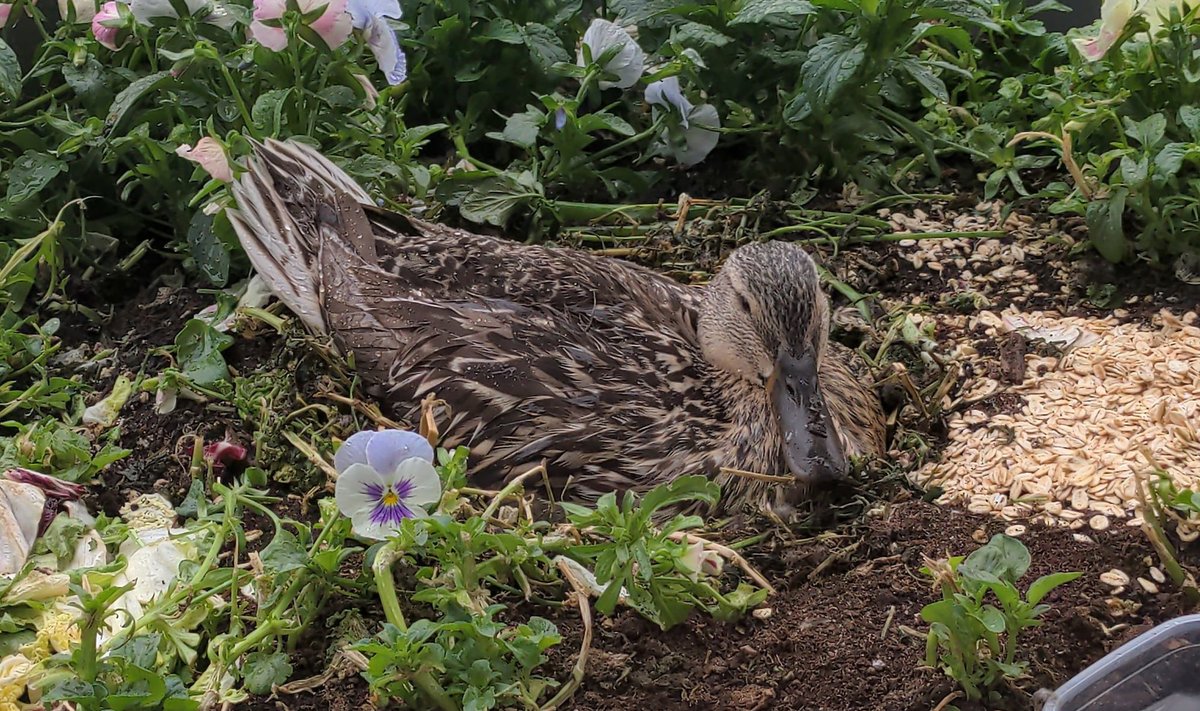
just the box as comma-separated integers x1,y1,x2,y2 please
347,0,407,86
334,429,441,540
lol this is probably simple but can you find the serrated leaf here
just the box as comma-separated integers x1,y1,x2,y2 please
187,211,230,287
251,88,292,134
801,35,866,111
0,39,20,101
260,528,308,575
489,107,544,149
174,319,233,386
671,21,733,47
458,174,541,227
521,24,570,71
731,0,815,26
243,651,293,694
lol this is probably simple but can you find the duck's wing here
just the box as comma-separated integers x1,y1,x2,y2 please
330,262,722,497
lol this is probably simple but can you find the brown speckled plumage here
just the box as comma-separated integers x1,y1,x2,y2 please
227,139,885,514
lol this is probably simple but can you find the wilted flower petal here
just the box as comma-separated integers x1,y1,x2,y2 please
176,137,233,183
91,1,126,49
352,72,379,108
82,373,133,427
3,468,86,537
1071,0,1140,60
578,18,645,90
0,481,45,576
204,440,249,478
645,77,694,128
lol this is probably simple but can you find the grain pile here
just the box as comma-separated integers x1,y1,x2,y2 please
912,306,1200,530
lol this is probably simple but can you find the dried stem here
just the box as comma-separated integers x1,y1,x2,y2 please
541,558,595,710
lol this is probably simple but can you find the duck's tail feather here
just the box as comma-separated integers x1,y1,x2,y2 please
226,138,376,337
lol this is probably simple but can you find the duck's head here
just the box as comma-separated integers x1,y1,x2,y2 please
698,241,848,485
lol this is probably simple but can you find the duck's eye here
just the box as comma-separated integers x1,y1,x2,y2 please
737,294,752,312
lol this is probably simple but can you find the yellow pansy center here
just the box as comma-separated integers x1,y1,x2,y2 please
381,488,399,507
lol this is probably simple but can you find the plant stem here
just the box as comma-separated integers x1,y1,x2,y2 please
371,540,456,711
218,60,256,135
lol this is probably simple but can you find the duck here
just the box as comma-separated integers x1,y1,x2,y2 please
226,138,886,515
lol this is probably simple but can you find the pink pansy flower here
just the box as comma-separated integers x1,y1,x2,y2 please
176,138,233,182
58,0,100,23
91,2,127,51
251,0,352,51
0,4,13,28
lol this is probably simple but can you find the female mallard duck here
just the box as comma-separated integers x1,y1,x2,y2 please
227,139,885,514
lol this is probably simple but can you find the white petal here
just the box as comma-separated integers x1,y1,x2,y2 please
130,0,179,22
0,481,45,576
645,77,692,123
349,502,427,540
674,103,720,167
333,430,375,474
393,457,442,507
366,429,434,475
578,19,645,90
335,462,386,520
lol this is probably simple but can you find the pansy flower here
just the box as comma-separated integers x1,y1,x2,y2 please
91,1,129,49
644,77,721,167
0,3,13,27
577,18,645,90
334,429,442,540
251,0,353,51
348,0,406,86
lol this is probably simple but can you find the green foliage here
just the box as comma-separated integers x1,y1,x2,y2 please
920,534,1081,701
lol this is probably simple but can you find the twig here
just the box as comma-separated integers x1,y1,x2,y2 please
932,691,961,711
482,465,547,521
667,532,776,595
808,540,862,582
880,605,896,640
541,558,595,711
281,430,340,484
317,391,405,430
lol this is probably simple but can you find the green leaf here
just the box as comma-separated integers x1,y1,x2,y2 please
0,39,20,101
243,651,293,694
39,513,88,560
731,0,815,26
5,152,67,204
801,36,866,111
1179,106,1200,141
477,18,524,43
251,88,292,134
489,107,544,149
1085,188,1128,263
174,319,234,386
636,476,720,524
61,58,106,100
186,211,230,287
108,664,168,710
577,111,636,136
260,528,308,575
1123,113,1167,148
521,24,570,71
458,174,542,227
973,604,1006,633
671,22,733,47
898,58,948,103
959,534,1030,587
106,70,174,132
1153,142,1189,182
1026,571,1082,606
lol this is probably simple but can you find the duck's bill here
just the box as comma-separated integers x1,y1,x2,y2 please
768,348,849,484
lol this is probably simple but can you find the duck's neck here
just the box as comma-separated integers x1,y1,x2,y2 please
709,370,788,512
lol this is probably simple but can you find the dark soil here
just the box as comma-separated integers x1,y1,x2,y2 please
52,210,1200,711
